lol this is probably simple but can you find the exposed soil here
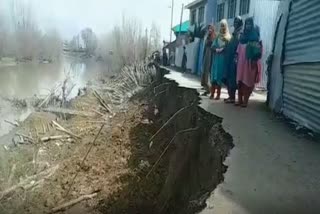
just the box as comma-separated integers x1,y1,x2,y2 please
0,67,234,214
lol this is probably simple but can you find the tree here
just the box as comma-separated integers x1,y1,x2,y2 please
149,22,161,52
81,28,97,56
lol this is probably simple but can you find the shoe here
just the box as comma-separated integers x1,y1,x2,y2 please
241,104,248,108
215,86,221,100
210,86,216,99
225,99,235,104
201,91,210,96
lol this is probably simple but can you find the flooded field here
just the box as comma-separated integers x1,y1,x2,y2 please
0,56,110,138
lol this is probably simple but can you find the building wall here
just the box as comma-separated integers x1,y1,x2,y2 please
188,0,208,26
175,38,200,73
188,0,221,26
205,0,217,24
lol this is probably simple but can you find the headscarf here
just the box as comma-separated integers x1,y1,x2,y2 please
233,16,243,36
240,17,260,44
205,24,216,42
219,19,231,42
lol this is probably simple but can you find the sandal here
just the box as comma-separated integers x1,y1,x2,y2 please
225,99,235,104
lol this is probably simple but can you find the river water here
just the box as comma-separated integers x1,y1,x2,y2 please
0,56,109,138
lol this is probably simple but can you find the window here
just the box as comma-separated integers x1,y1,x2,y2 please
191,10,197,25
198,6,205,24
217,3,225,22
240,0,250,15
228,0,237,19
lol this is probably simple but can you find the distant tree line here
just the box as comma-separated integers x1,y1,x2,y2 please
0,0,62,62
66,28,98,57
95,16,161,71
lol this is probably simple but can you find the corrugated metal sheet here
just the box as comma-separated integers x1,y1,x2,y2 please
283,63,320,132
252,0,280,89
284,0,320,65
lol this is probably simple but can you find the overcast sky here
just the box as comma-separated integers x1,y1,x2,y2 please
1,0,191,40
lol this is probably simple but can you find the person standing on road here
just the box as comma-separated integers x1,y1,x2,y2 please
162,48,168,66
201,25,216,96
210,19,231,100
181,46,187,73
236,17,262,107
223,16,243,104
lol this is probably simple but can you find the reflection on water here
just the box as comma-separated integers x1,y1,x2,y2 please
0,57,107,98
0,56,109,138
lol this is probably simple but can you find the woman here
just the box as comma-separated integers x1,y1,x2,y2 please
201,25,216,95
210,19,231,100
236,17,262,107
224,16,243,103
181,46,187,73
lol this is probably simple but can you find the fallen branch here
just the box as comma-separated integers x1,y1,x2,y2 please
92,109,105,117
41,135,70,142
15,133,34,144
52,121,81,139
93,90,112,113
149,103,196,147
6,164,16,188
65,124,105,197
0,165,59,201
146,127,199,178
51,193,98,213
4,120,19,127
42,107,94,117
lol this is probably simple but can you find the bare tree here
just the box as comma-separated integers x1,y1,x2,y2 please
99,15,161,71
149,22,161,53
81,28,98,56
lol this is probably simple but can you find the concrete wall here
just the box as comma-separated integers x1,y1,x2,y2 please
175,38,200,73
187,0,217,26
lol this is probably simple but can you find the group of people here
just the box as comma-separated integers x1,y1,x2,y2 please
201,17,262,108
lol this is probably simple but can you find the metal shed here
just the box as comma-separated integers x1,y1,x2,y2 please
269,0,320,133
283,0,320,132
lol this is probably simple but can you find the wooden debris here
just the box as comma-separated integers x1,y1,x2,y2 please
4,120,19,127
51,193,98,213
7,164,16,187
0,165,59,201
42,107,95,117
93,90,112,113
92,108,105,117
41,135,70,142
15,133,35,144
65,124,105,197
52,121,81,139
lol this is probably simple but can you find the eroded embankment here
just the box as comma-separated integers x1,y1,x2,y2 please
100,69,234,214
0,65,233,214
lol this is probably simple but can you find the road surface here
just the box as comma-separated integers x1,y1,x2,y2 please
165,70,320,214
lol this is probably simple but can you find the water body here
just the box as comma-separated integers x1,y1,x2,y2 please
0,56,109,138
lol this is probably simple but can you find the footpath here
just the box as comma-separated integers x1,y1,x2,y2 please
165,69,320,214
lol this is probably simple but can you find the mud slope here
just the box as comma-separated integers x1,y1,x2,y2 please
100,69,234,214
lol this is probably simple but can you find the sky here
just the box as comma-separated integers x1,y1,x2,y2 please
1,0,192,40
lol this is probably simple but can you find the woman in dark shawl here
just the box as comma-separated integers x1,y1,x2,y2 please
201,25,216,95
223,16,243,103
